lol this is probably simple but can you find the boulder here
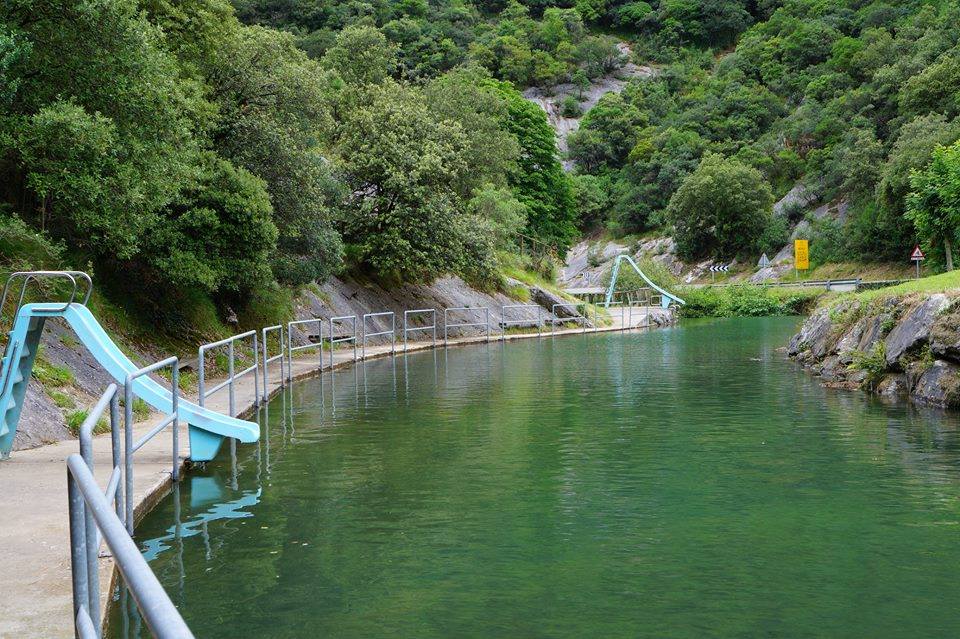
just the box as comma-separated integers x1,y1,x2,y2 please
912,360,960,407
876,373,909,399
818,356,845,382
787,305,836,359
529,286,583,321
884,294,949,365
930,307,960,362
837,317,866,365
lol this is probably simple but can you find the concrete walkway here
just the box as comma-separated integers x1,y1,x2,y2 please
0,310,662,637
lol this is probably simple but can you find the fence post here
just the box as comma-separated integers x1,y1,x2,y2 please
123,377,134,534
287,324,294,384
171,366,180,482
252,332,260,409
198,348,206,409
110,391,122,519
262,328,270,405
227,340,235,418
68,472,90,634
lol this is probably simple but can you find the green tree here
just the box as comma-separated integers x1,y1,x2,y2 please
144,153,278,295
468,183,528,248
3,0,203,258
322,25,397,85
906,141,960,271
484,79,577,252
207,26,344,285
334,81,494,282
667,154,773,259
568,93,647,172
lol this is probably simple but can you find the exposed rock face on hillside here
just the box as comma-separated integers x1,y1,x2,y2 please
788,292,960,407
562,237,681,289
523,43,656,167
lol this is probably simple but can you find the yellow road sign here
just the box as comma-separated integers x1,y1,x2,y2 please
794,239,809,270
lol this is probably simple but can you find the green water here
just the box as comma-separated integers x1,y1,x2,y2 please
111,318,960,638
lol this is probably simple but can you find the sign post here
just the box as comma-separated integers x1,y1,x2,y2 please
794,239,809,280
911,244,925,279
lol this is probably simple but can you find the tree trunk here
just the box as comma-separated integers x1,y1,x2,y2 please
945,237,954,271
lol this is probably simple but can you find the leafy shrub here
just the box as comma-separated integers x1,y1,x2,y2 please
679,286,820,318
850,341,888,389
560,95,582,118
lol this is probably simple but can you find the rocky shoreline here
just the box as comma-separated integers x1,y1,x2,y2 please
788,292,960,407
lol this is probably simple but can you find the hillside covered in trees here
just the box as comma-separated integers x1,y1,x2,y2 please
3,0,960,333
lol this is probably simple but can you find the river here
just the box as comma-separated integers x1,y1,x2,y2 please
109,318,960,638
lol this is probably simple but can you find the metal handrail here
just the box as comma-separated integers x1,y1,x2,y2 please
124,357,180,534
443,307,491,345
403,309,436,351
500,304,543,339
1,271,93,331
67,453,193,639
74,384,121,637
198,330,260,417
551,303,591,334
261,325,285,404
328,315,358,366
361,312,396,359
287,318,324,383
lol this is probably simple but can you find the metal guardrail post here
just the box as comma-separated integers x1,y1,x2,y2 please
286,318,324,384
361,312,396,359
67,454,194,638
124,356,180,534
198,330,260,414
402,309,437,351
227,340,235,417
328,315,358,367
261,325,285,404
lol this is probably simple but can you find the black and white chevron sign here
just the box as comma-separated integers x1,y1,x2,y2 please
708,264,730,273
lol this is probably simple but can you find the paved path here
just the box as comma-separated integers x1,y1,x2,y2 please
0,310,662,637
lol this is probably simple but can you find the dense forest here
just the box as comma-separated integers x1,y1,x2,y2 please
3,0,960,329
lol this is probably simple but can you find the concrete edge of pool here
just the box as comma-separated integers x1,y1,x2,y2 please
0,315,673,638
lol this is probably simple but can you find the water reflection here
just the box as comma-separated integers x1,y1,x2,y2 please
109,321,960,639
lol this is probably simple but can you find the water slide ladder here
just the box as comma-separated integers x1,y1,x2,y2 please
603,255,685,309
0,271,258,460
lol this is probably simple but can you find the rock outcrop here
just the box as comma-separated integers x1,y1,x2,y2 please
788,292,960,407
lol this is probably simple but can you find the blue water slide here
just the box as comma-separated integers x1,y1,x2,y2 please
603,254,685,309
0,302,258,461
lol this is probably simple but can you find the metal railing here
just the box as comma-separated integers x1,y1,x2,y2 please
1,270,93,331
550,303,592,334
68,451,193,638
261,325,285,403
328,315,358,366
403,309,437,351
443,307,491,345
198,330,260,417
70,383,193,638
286,318,324,383
361,312,396,359
124,357,180,533
500,304,543,339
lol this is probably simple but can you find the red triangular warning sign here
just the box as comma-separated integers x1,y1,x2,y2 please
911,245,925,260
